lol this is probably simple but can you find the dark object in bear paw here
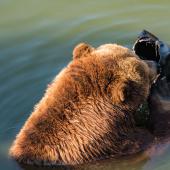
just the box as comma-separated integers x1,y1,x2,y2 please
133,30,170,81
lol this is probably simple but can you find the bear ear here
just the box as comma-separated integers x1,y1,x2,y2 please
73,43,94,59
112,81,131,103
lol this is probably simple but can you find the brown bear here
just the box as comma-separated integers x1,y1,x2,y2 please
148,77,170,138
9,43,158,166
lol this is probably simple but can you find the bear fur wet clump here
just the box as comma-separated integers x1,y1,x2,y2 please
9,43,157,165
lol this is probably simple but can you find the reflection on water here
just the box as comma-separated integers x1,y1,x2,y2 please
1,0,170,170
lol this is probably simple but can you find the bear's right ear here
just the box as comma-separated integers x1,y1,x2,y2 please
73,43,94,59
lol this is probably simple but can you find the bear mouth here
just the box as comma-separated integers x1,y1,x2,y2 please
133,37,160,63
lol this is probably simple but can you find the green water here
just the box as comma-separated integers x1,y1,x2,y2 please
1,0,170,169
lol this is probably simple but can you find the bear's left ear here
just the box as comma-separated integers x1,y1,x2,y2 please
112,81,131,103
73,43,94,59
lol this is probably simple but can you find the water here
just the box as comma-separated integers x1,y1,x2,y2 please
0,0,170,169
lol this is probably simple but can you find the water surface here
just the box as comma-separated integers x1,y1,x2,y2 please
1,0,170,169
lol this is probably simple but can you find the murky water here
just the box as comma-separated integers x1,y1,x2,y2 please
1,0,170,169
